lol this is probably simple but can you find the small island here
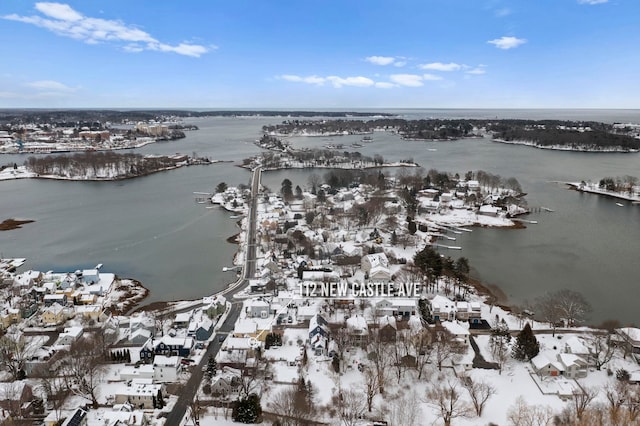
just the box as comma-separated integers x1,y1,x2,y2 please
0,218,35,231
0,151,218,181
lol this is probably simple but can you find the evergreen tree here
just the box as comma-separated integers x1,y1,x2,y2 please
512,323,540,361
126,349,131,363
232,393,262,423
157,389,164,409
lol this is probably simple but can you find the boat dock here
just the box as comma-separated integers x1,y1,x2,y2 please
432,243,462,250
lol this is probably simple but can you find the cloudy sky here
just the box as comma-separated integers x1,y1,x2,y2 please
0,0,637,108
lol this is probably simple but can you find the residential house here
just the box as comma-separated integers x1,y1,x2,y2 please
427,295,457,322
119,365,155,382
41,303,66,325
128,328,153,345
245,299,270,319
0,381,34,418
441,321,470,346
61,408,87,426
173,312,192,329
361,253,389,274
74,305,102,321
531,351,588,379
43,294,67,307
217,337,253,369
187,312,214,341
376,298,417,318
346,315,369,347
139,336,193,361
153,355,180,383
81,269,100,284
455,301,482,323
616,327,640,361
0,309,20,330
55,326,83,346
308,314,329,340
378,315,397,342
114,382,163,409
211,373,241,399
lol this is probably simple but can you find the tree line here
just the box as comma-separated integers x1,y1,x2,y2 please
24,151,186,179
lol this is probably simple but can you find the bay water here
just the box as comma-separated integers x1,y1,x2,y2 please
1,110,639,325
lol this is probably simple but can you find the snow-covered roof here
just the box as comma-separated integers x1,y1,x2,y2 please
617,327,640,344
153,355,180,367
441,321,470,337
234,318,258,335
430,295,456,314
346,315,368,332
379,315,397,329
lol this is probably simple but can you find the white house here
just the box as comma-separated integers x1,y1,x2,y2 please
428,295,457,322
153,355,180,383
531,350,588,379
245,299,270,319
55,326,83,346
361,253,389,273
441,321,470,346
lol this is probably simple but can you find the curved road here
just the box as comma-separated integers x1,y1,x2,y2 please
165,166,261,425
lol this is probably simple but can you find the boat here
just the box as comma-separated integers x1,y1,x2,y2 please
351,142,364,148
361,135,373,143
616,202,624,207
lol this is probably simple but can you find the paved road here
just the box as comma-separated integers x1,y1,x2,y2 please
165,166,261,425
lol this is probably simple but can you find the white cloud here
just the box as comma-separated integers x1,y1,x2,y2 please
466,65,487,75
487,36,527,50
389,74,424,87
393,61,406,68
495,8,512,17
26,80,76,92
419,62,461,72
577,0,608,4
422,73,443,81
374,82,396,89
365,56,396,66
280,75,326,85
279,74,374,88
2,2,210,57
326,76,374,88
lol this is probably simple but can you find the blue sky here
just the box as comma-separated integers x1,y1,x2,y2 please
0,0,638,108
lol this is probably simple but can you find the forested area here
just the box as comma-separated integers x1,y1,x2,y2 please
24,151,184,179
494,128,640,151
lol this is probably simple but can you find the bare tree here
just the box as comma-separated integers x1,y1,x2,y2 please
0,333,37,380
410,328,434,380
535,293,562,336
0,380,24,418
571,383,598,421
268,386,315,425
188,398,203,426
605,381,629,424
555,289,592,327
386,391,422,426
463,378,496,417
433,328,464,371
490,319,511,374
367,336,390,393
586,333,615,370
426,380,472,426
506,396,554,426
337,387,367,426
362,365,378,412
58,335,107,408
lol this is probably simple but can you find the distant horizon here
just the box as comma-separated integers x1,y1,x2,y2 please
1,1,639,109
1,107,640,111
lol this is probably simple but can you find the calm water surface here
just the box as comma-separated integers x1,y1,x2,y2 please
1,109,639,324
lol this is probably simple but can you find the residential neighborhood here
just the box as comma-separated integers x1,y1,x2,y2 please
1,164,640,426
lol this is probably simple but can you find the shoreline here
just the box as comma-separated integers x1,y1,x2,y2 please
566,182,640,203
492,138,639,153
0,160,230,183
